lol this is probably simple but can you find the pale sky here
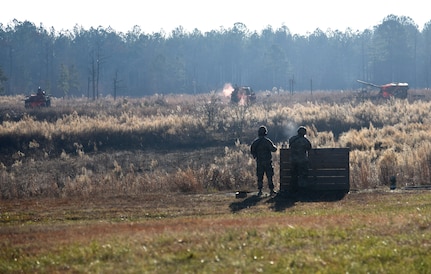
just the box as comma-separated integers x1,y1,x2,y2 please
2,0,430,35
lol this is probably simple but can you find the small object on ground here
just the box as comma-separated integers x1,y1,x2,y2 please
390,176,396,190
235,191,247,198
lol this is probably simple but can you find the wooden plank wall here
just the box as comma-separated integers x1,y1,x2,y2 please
280,148,350,193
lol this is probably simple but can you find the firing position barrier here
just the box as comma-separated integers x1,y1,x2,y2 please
279,148,350,196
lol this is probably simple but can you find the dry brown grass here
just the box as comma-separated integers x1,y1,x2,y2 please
1,89,431,198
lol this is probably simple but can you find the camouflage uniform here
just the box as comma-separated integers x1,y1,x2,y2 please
251,126,277,195
288,127,312,193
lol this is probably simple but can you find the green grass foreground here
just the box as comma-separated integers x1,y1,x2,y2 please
1,190,431,273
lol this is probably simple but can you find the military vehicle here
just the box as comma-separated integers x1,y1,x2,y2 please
24,87,51,108
230,86,256,105
357,80,409,99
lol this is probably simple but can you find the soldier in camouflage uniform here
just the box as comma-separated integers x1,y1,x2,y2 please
251,126,277,197
288,126,312,193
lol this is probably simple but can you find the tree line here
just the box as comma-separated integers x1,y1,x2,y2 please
0,14,430,98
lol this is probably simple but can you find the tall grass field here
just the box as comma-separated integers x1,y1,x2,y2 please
1,89,431,198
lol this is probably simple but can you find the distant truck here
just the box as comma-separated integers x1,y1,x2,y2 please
24,87,51,108
230,86,256,105
357,80,409,99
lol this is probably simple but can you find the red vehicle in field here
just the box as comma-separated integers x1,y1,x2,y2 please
357,80,409,99
24,87,51,108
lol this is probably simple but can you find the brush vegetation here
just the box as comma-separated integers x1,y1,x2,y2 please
0,89,431,198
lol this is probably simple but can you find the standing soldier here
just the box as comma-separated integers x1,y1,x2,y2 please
251,126,277,197
288,126,312,193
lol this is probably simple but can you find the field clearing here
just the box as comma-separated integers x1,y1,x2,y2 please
1,190,431,273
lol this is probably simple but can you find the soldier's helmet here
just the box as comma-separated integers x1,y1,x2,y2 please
258,126,268,136
297,126,307,136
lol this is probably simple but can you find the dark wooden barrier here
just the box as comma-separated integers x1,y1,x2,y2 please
280,148,350,194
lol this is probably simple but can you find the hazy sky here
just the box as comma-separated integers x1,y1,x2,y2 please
2,0,430,35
